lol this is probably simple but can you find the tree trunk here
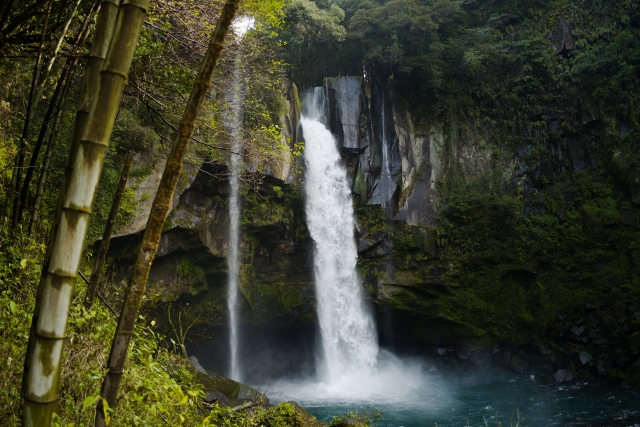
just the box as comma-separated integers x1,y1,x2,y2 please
0,0,17,39
17,66,70,222
21,0,148,425
28,62,78,236
86,150,134,306
18,0,99,224
31,0,83,113
96,2,239,425
6,0,52,227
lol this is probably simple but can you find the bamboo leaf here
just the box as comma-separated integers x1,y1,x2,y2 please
82,395,100,409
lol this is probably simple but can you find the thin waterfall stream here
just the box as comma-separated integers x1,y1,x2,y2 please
225,16,255,382
379,87,393,213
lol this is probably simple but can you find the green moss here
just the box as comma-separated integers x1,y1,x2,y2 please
249,402,323,427
177,257,206,284
257,282,301,310
355,204,387,234
129,163,154,179
292,83,301,122
359,166,640,345
280,287,301,309
195,373,240,398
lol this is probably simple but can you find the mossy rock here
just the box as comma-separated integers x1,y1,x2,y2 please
252,402,323,427
195,372,240,398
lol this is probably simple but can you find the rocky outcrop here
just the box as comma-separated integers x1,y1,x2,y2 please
104,73,640,368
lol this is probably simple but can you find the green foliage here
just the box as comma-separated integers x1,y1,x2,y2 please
350,0,461,77
0,229,205,426
202,401,328,427
329,408,383,426
394,168,640,343
278,0,348,84
0,227,362,426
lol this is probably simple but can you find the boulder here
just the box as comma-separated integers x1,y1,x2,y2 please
579,351,593,365
554,369,575,383
195,372,268,407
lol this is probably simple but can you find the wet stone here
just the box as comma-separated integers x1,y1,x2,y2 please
579,351,593,365
572,326,586,336
554,369,575,383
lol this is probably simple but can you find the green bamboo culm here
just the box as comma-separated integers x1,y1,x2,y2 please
20,0,149,425
96,1,240,425
38,0,121,269
21,0,121,423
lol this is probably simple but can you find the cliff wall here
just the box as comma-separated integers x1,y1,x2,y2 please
104,75,640,351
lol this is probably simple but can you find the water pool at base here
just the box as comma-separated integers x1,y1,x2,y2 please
268,368,640,427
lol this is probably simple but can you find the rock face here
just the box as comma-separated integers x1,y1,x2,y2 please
105,75,640,366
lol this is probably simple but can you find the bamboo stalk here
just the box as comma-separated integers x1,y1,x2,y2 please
21,0,148,425
41,0,120,267
96,2,240,425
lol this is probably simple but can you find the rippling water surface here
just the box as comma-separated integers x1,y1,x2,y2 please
268,364,640,427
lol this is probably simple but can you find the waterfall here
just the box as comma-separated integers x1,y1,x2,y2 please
301,89,379,383
226,16,254,382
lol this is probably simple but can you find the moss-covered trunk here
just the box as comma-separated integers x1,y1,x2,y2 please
96,1,239,425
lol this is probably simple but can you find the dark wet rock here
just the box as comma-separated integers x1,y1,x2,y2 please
512,356,529,373
533,373,554,385
596,361,608,376
469,350,492,367
580,351,593,365
572,326,586,336
554,369,575,383
195,372,268,407
607,369,627,385
204,391,231,406
628,332,640,354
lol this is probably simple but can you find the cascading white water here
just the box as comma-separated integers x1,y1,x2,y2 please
226,16,255,382
268,85,426,406
301,90,379,383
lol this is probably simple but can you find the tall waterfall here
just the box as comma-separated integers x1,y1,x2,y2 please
226,16,254,382
301,89,379,382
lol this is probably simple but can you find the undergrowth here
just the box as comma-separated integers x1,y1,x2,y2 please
0,228,373,427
